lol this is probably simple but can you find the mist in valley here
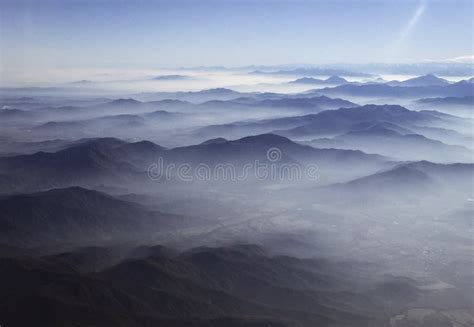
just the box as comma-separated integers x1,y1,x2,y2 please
1,0,474,326
1,66,473,326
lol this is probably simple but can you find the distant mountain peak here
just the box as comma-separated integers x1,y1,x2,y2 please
387,74,450,87
290,77,323,84
416,74,448,81
325,75,347,83
126,140,165,151
108,98,142,106
343,164,432,189
36,185,108,198
234,133,293,145
74,137,126,149
200,137,228,145
357,104,411,114
290,75,348,85
346,124,401,137
201,88,239,95
150,75,190,81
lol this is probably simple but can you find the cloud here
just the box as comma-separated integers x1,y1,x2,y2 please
423,55,474,63
444,55,474,63
395,0,427,47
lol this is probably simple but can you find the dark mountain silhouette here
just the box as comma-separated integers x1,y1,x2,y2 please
336,165,433,190
106,98,142,107
112,140,166,168
194,96,358,139
319,161,474,204
0,138,144,192
33,120,87,132
135,99,195,112
0,108,36,121
355,161,473,188
196,95,357,115
399,160,474,184
415,95,474,117
194,116,313,140
357,121,413,134
165,133,384,168
150,74,192,80
417,95,474,106
290,77,325,84
290,75,348,85
325,75,349,84
386,74,450,87
1,65,472,327
278,104,445,137
0,186,195,247
315,81,473,98
69,79,93,85
0,139,74,156
308,124,473,162
144,110,183,119
256,95,356,110
0,134,385,191
155,134,387,185
200,137,228,145
0,244,392,327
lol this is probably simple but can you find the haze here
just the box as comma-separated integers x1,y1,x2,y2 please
0,1,473,327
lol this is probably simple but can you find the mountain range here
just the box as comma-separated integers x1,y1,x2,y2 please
290,76,348,85
251,67,372,77
0,134,387,192
307,123,473,163
0,186,196,248
0,243,413,327
315,161,474,205
276,104,451,138
1,67,473,327
314,79,473,98
417,95,474,106
385,74,450,87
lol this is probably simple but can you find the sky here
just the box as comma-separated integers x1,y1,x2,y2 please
0,0,473,73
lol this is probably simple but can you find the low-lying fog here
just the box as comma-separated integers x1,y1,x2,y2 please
0,67,473,327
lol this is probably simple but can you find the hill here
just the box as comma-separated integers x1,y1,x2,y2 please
0,187,194,247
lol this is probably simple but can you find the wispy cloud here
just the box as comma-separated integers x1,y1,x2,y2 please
395,0,427,47
422,55,474,63
444,55,474,63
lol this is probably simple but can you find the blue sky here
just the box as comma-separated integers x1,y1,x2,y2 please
1,0,472,70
